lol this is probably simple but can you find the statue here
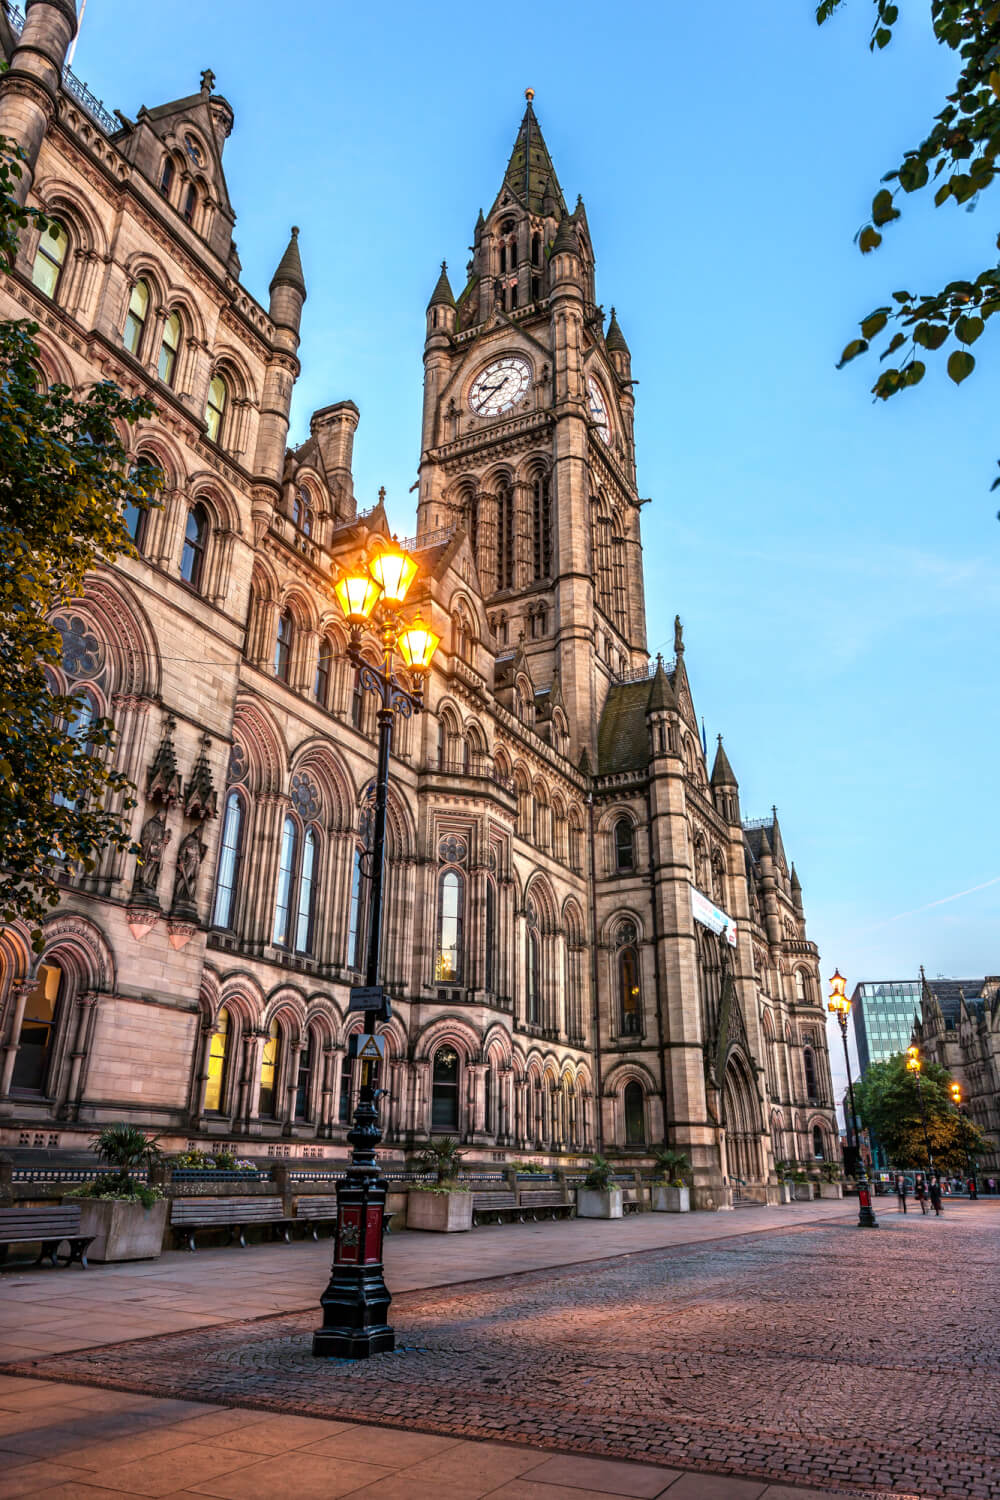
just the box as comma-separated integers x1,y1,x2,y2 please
172,829,206,912
134,812,170,902
674,614,684,655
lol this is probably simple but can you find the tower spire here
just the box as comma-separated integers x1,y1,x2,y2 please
497,89,565,216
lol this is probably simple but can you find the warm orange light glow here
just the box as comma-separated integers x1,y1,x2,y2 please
950,1082,962,1103
370,541,417,607
827,968,850,1017
396,614,440,672
906,1045,921,1073
334,563,381,624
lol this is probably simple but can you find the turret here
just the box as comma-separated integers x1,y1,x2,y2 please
605,306,632,381
252,227,306,492
645,654,676,760
309,401,359,516
0,0,78,203
268,225,306,334
426,260,456,338
790,863,803,915
710,736,740,825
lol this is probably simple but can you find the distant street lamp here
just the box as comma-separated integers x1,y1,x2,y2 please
949,1080,973,1185
828,970,878,1228
312,533,440,1360
905,1045,934,1182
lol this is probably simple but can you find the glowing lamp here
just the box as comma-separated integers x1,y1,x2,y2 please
370,541,417,607
334,563,381,624
950,1082,962,1104
906,1045,921,1074
396,614,441,673
827,969,850,1017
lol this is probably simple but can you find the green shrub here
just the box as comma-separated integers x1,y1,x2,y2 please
583,1154,614,1191
652,1148,691,1186
412,1136,465,1186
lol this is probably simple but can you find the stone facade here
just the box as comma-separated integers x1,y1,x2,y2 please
0,6,837,1200
913,973,1000,1175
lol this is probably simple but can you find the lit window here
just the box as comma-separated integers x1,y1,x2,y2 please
212,790,243,929
295,1032,314,1120
435,868,464,984
180,504,208,589
158,311,180,385
205,373,227,443
11,964,61,1094
31,221,68,299
123,279,150,356
619,944,641,1035
204,1006,230,1112
258,1018,281,1115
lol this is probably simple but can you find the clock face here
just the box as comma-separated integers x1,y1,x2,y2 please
469,356,531,417
587,377,611,444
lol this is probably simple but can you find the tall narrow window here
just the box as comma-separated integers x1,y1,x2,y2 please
619,945,641,1036
614,818,635,872
497,482,514,590
314,637,332,705
532,471,551,580
205,373,227,443
212,790,244,929
431,1046,460,1131
272,816,297,947
351,670,365,730
31,221,68,299
435,869,464,984
485,877,497,995
157,311,180,385
804,1048,818,1101
527,926,541,1025
123,279,150,356
159,156,175,196
274,609,293,682
338,1053,354,1122
347,845,368,971
813,1125,825,1160
182,183,197,225
295,1032,314,1120
295,828,316,954
258,1018,281,1116
203,1006,230,1112
624,1080,645,1145
180,504,208,590
123,494,147,552
11,964,61,1094
292,490,313,535
794,970,807,1003
531,232,541,266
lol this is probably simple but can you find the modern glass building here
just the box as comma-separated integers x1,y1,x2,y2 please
851,980,922,1074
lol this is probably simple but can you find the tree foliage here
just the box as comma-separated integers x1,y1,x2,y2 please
854,1052,991,1171
818,2,1000,487
0,138,161,948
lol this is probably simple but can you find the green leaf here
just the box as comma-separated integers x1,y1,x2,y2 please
955,314,984,345
837,338,869,368
903,361,926,386
935,182,952,207
871,189,899,227
891,290,912,304
880,332,906,360
874,26,892,48
858,226,883,254
947,350,975,384
914,322,949,350
899,157,929,193
860,309,890,338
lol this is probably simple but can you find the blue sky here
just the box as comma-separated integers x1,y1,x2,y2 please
73,2,997,1078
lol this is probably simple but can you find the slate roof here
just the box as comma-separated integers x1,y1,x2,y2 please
597,671,673,774
427,261,455,309
605,307,630,355
924,978,985,1024
499,99,566,217
269,226,305,298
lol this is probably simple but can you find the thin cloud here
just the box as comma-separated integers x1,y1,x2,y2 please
857,877,1000,934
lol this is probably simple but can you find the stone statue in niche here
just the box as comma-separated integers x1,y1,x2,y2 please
133,811,170,903
172,829,206,914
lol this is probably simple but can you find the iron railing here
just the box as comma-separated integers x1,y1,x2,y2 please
6,8,118,136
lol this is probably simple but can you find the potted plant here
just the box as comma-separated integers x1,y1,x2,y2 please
772,1159,794,1204
405,1138,472,1232
818,1161,843,1198
66,1125,168,1262
650,1149,691,1212
791,1166,813,1201
576,1155,623,1219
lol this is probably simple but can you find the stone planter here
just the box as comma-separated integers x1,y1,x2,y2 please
777,1181,793,1204
819,1181,843,1199
576,1187,623,1219
651,1184,690,1213
792,1181,813,1201
405,1189,473,1233
68,1197,168,1262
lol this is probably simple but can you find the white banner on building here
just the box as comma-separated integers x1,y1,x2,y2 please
691,886,737,947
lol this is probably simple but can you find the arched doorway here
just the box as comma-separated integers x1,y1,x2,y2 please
721,1052,762,1184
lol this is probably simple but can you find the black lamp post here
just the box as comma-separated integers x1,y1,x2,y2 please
906,1046,934,1182
312,535,440,1360
828,970,878,1228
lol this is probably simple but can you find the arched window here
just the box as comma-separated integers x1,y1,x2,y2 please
431,1046,460,1131
211,790,244,929
203,1006,231,1112
532,471,551,580
272,816,298,947
624,1080,645,1146
314,636,333,706
292,490,313,536
205,373,227,444
182,182,198,225
347,844,369,971
338,1053,354,1123
258,1018,281,1116
295,828,316,953
11,964,62,1093
180,504,208,590
619,940,641,1036
123,279,150,356
497,480,514,590
794,970,807,1003
159,156,175,195
157,310,181,385
614,818,634,872
123,492,148,553
435,869,464,984
351,669,366,731
527,923,541,1025
485,877,497,995
31,221,68,299
812,1124,825,1160
274,609,293,682
295,1032,315,1120
804,1048,818,1101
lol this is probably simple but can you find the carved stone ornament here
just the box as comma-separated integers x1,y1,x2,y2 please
171,828,207,916
166,919,198,952
184,734,218,820
132,809,171,906
126,905,159,941
146,715,183,805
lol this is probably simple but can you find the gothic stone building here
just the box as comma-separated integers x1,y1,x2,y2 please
0,2,837,1205
913,973,1000,1176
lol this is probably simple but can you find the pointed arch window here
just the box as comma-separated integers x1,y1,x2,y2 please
159,156,175,196
338,1052,354,1123
435,868,464,984
431,1046,460,1131
205,373,228,444
527,918,541,1026
804,1048,818,1102
11,964,61,1094
812,1125,825,1160
315,635,333,706
295,1031,315,1120
295,828,316,953
182,183,198,225
485,876,497,995
614,818,634,872
258,1018,281,1116
274,609,293,682
794,970,807,1003
180,503,208,590
212,790,244,929
31,221,68,300
272,816,298,947
532,471,551,580
123,489,148,553
497,480,514,590
619,939,642,1036
624,1080,645,1145
292,490,313,536
158,311,181,385
204,1006,231,1113
123,279,150,356
347,844,369,971
531,232,541,267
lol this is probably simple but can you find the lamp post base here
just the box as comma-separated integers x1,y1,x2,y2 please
856,1166,879,1229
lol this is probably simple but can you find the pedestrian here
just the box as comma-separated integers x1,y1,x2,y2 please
915,1175,928,1214
896,1173,908,1213
929,1175,943,1216
968,1177,978,1200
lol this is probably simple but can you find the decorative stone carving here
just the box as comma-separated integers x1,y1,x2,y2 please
146,715,182,805
126,906,159,941
184,734,218,820
132,810,170,905
172,828,207,916
166,919,198,951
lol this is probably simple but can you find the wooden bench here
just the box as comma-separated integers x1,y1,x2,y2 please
519,1188,574,1221
471,1189,520,1225
170,1196,292,1252
620,1187,644,1215
293,1195,339,1239
0,1205,94,1269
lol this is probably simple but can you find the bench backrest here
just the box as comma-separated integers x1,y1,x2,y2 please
294,1196,339,1216
171,1197,284,1225
0,1204,82,1238
518,1189,565,1205
472,1190,517,1207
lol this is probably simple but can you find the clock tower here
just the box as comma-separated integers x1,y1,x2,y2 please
416,92,648,759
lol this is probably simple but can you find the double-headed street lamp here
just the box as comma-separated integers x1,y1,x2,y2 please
827,970,878,1228
949,1080,973,1183
905,1045,934,1183
312,535,440,1361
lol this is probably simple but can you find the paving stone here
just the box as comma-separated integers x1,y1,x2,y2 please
519,1454,682,1495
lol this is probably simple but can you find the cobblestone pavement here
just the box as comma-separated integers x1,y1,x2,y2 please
5,1204,998,1499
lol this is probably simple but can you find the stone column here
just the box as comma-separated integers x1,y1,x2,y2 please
0,980,34,1099
189,1019,215,1119
477,490,498,595
319,1045,335,1136
283,1037,303,1132
513,481,532,589
62,992,99,1118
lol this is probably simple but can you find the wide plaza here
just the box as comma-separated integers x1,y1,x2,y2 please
1,1199,998,1500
